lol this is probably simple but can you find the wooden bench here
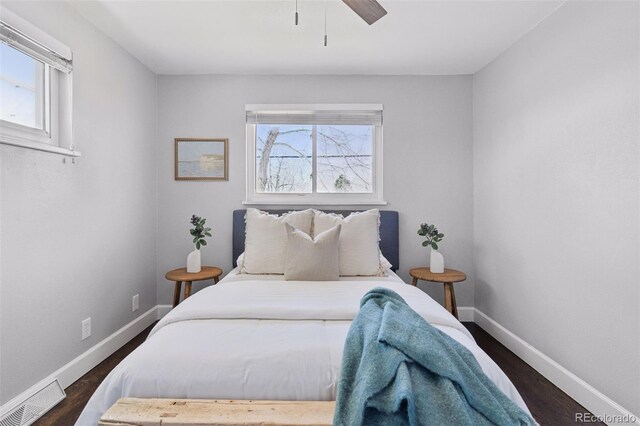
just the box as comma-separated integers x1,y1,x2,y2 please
99,398,336,426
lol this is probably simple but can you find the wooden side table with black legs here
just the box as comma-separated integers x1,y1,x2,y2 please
409,267,467,319
165,266,223,307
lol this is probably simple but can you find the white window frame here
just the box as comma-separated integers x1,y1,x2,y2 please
0,9,79,157
245,104,385,206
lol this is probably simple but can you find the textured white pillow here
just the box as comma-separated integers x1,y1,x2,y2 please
313,209,383,276
284,223,341,281
241,208,314,274
380,254,393,270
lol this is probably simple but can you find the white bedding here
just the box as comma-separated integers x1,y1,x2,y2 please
77,270,530,425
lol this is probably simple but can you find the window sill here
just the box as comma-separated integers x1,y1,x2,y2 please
0,138,81,157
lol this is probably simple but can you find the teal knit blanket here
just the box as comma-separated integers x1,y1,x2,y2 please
334,287,536,426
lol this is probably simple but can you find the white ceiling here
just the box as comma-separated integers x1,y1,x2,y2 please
69,0,563,75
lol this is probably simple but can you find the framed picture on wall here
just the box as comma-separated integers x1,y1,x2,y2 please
175,138,229,181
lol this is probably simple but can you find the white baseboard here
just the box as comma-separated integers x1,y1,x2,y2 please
0,305,170,417
457,306,475,322
157,304,172,319
473,308,639,425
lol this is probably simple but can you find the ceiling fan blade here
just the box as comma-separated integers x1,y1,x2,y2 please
342,0,387,25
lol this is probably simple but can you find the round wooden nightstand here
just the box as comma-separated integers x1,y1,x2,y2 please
165,266,223,307
409,267,467,319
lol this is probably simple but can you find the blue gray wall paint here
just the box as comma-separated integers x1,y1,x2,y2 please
473,1,639,416
0,1,157,405
155,74,474,308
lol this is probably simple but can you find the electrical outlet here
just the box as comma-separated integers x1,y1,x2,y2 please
132,294,139,312
81,317,91,340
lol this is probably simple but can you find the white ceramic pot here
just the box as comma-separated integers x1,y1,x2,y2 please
430,249,445,273
187,248,201,273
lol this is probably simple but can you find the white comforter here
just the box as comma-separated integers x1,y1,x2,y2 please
77,271,529,425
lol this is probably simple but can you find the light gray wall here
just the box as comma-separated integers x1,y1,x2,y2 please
0,2,157,404
156,75,474,307
473,1,639,416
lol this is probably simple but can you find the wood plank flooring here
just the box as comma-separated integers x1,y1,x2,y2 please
33,321,602,425
32,323,156,426
463,323,604,425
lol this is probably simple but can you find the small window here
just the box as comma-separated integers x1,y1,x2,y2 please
0,9,77,157
246,105,384,205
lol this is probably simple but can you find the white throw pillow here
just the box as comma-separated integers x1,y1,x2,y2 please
284,223,341,281
241,208,314,274
380,254,393,270
313,209,383,276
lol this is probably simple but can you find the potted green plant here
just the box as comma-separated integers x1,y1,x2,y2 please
187,215,212,273
418,222,445,273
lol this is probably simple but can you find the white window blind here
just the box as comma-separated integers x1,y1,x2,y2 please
246,105,382,126
0,21,72,74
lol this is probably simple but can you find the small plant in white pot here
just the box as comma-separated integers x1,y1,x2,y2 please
187,215,212,273
418,222,445,273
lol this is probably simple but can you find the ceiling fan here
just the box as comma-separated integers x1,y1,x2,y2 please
342,0,387,25
294,0,387,46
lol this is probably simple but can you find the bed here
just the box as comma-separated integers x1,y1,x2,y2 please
77,209,530,425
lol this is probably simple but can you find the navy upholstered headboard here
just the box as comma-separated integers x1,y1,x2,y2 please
232,210,399,272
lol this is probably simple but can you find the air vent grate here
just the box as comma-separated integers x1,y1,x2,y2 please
0,379,65,426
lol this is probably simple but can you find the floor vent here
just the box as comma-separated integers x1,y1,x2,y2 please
0,380,65,426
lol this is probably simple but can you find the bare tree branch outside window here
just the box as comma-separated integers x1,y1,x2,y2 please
256,124,373,194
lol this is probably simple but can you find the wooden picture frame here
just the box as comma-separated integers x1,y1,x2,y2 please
175,138,229,181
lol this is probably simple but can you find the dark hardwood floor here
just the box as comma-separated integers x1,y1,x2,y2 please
34,322,602,425
463,323,604,426
33,323,157,426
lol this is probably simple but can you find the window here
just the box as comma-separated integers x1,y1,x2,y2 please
0,44,45,129
0,9,77,157
245,104,384,205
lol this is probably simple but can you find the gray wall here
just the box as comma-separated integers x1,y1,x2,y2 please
473,1,639,416
0,2,157,404
156,75,474,307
